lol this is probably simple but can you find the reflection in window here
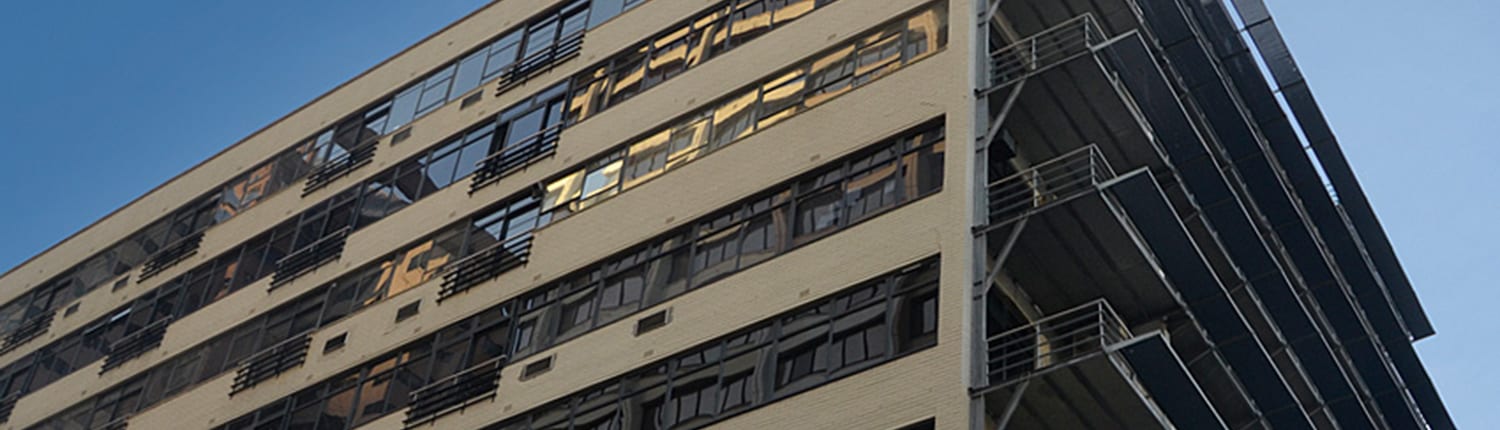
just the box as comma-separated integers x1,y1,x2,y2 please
711,91,758,149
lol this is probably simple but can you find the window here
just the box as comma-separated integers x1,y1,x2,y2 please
774,327,828,394
894,286,938,353
830,306,888,371
453,50,488,97
600,270,646,324
416,65,457,115
757,68,806,128
646,27,693,85
692,219,742,286
794,184,843,241
668,366,718,427
607,46,648,104
846,147,901,221
590,0,626,29
710,90,758,149
484,32,524,80
556,289,597,341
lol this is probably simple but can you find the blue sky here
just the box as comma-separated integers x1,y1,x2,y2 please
0,0,1493,426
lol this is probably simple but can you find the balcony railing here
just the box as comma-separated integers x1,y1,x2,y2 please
101,317,174,373
231,333,311,395
0,395,15,424
985,145,1115,229
438,235,534,301
270,227,351,289
495,31,586,94
138,232,205,282
469,125,563,193
984,300,1131,388
303,143,378,197
0,310,55,355
404,357,505,428
986,14,1107,93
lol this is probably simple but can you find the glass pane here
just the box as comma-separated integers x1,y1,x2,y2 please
646,27,692,85
589,0,627,29
846,158,900,221
388,86,421,132
578,159,624,209
523,19,560,58
710,90,759,149
453,51,487,97
485,32,524,79
757,68,806,128
728,0,772,46
642,248,690,307
737,207,787,269
904,139,945,197
543,170,585,213
555,289,597,341
416,65,457,115
692,224,742,286
794,188,843,240
666,116,712,169
854,26,904,84
804,46,855,106
607,47,648,105
904,6,946,60
623,131,671,188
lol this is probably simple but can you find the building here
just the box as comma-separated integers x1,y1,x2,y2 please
0,0,1453,428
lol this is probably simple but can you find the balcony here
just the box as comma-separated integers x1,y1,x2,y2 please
230,333,311,395
985,14,1107,94
469,125,561,193
270,227,351,288
976,300,1225,429
0,310,54,355
138,232,204,281
404,357,505,428
302,143,377,196
437,235,534,301
494,31,585,94
101,317,173,373
984,145,1115,231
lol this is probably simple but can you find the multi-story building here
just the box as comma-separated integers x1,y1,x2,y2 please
0,0,1452,428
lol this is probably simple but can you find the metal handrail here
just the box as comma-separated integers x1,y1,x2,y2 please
303,143,378,196
984,299,1131,387
231,332,312,394
470,124,563,193
438,234,535,300
270,227,352,288
101,316,174,373
139,232,205,281
495,30,586,93
986,14,1107,92
985,145,1115,228
405,356,506,427
0,310,55,354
